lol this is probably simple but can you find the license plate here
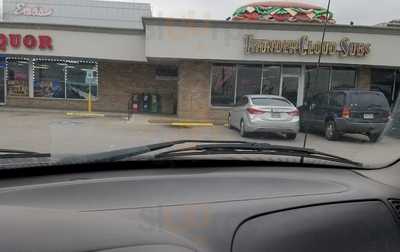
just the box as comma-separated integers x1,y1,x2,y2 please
364,114,374,119
271,113,281,118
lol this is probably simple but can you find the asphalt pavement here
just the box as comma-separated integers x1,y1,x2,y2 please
1,110,399,167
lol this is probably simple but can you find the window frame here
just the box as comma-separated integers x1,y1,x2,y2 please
32,59,99,101
6,58,30,98
209,63,302,108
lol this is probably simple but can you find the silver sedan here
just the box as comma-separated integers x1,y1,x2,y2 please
228,95,300,139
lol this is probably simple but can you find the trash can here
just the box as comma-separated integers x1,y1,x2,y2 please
131,94,141,113
150,94,160,113
142,93,151,113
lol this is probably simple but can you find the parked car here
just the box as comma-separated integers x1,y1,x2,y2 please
228,95,300,139
299,90,391,142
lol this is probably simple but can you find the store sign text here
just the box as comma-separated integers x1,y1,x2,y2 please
14,3,54,17
0,34,53,51
244,35,371,57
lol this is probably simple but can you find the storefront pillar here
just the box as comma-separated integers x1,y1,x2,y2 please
177,62,211,120
358,67,372,90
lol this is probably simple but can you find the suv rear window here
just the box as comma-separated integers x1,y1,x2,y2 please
252,98,291,107
350,92,390,109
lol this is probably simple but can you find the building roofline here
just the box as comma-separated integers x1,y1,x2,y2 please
142,17,400,36
0,22,145,35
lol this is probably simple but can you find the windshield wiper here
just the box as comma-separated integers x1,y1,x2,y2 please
153,143,362,167
58,140,362,167
58,140,248,164
0,149,51,159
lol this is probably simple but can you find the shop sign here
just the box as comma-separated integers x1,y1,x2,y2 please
14,3,54,17
244,35,371,57
0,34,53,51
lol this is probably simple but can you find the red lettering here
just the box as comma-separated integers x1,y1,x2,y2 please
9,34,21,48
0,34,7,51
38,35,52,49
23,35,37,49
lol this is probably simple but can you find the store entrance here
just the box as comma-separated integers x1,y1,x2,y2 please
0,67,5,105
262,65,302,106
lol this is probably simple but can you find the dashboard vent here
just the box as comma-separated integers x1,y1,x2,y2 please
388,199,400,220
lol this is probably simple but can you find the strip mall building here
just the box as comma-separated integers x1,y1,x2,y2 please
1,0,400,122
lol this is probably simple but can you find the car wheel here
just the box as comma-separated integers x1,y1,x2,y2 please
227,114,234,129
286,133,297,140
240,120,248,137
368,132,382,143
325,121,340,141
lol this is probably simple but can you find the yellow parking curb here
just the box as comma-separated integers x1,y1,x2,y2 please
66,112,105,117
170,122,214,128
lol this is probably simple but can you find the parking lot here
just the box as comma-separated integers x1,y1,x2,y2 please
1,109,400,167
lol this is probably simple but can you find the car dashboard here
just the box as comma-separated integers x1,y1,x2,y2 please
0,164,399,252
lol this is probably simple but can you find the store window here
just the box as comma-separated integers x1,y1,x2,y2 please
34,60,66,98
7,59,29,97
371,69,395,105
262,66,281,96
33,59,98,100
156,65,178,80
331,68,357,90
211,64,236,106
66,63,98,99
305,66,330,99
236,65,262,103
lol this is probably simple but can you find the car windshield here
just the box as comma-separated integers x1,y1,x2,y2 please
350,92,390,108
252,98,292,107
1,0,400,169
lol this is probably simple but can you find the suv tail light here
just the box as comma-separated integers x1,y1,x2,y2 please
247,107,265,115
288,109,299,117
342,106,352,119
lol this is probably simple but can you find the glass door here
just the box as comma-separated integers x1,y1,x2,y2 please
0,67,5,105
281,66,301,106
282,76,300,106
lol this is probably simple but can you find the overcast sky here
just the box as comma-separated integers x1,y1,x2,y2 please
105,0,399,26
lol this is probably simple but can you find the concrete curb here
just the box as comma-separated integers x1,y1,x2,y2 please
0,107,126,118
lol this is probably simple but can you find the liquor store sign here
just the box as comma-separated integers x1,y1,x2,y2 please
244,35,371,57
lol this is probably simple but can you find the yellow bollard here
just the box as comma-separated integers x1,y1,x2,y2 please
88,83,92,113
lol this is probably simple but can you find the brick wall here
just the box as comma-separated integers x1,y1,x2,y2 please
5,62,178,114
177,61,231,124
177,62,211,120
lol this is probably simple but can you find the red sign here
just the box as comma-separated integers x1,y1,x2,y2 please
0,34,53,51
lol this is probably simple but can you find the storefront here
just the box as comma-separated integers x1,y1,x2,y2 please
2,0,400,122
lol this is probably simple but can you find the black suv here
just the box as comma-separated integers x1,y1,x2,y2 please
299,90,391,142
